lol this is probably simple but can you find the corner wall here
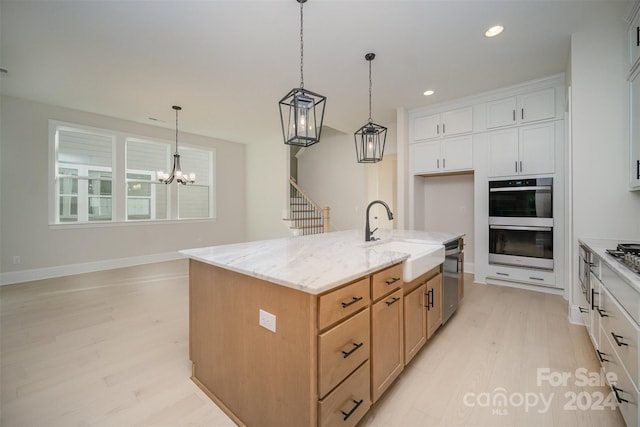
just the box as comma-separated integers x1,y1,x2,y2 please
0,96,246,283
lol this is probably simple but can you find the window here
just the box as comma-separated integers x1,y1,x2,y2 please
51,122,216,225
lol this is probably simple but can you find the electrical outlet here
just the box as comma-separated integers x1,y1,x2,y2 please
259,309,276,333
12,256,21,265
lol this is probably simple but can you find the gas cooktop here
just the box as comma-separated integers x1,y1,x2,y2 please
606,243,640,276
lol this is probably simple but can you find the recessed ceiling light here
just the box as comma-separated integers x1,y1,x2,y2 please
423,90,435,96
485,25,504,38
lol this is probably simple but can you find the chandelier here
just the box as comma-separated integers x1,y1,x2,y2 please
158,105,195,185
354,53,387,163
278,0,326,147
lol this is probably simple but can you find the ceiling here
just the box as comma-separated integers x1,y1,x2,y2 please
0,0,632,145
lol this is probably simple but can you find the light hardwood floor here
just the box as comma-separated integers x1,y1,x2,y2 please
1,262,626,427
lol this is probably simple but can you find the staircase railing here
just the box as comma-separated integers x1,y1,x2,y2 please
288,177,330,235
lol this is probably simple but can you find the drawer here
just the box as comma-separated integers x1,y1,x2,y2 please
371,263,403,301
487,264,556,287
600,285,640,390
600,326,639,427
318,360,371,427
318,278,370,330
318,308,370,398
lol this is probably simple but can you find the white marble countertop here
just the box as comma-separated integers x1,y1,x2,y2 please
579,238,640,294
180,229,463,295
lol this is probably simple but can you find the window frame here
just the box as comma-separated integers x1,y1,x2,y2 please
49,120,217,227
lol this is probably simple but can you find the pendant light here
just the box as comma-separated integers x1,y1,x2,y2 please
278,0,326,147
157,106,195,185
354,53,387,163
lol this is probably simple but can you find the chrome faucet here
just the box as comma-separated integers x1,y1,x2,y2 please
365,200,394,242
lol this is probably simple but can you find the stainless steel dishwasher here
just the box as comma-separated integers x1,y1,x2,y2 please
442,239,462,324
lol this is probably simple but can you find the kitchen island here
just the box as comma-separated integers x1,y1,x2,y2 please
180,229,463,427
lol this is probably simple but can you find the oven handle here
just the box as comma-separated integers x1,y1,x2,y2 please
489,225,552,232
489,186,551,192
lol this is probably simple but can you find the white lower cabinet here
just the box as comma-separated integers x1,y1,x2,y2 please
630,71,640,190
488,122,555,177
486,264,556,288
412,136,472,175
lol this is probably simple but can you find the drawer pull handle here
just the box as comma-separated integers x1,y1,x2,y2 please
496,272,509,276
578,307,588,314
341,296,363,308
611,332,628,347
529,276,544,281
386,297,400,306
637,159,639,180
341,399,363,421
591,288,597,310
341,342,364,358
385,277,400,286
596,350,610,363
612,385,629,404
597,308,608,318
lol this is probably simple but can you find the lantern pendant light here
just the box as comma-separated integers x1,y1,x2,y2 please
354,53,387,163
157,106,195,185
278,0,326,147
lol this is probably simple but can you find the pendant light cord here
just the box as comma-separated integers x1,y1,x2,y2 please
175,107,180,154
368,58,372,123
299,0,304,89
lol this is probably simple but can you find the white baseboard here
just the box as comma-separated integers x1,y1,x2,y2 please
0,252,185,285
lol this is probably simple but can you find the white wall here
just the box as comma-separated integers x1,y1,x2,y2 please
297,125,398,232
570,20,640,304
422,174,475,266
0,96,246,283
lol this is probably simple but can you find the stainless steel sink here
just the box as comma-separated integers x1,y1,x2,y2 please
366,239,445,282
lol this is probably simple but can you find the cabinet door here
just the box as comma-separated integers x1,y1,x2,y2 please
518,88,555,124
403,284,426,365
629,13,640,68
519,122,555,175
442,136,473,171
486,97,517,129
371,288,404,403
426,273,442,340
488,128,519,177
441,107,473,136
413,140,441,174
630,72,640,189
413,114,440,141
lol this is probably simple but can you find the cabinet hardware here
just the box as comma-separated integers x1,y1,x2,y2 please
597,308,608,318
341,342,364,358
341,399,363,421
578,307,588,313
612,386,629,404
496,272,509,276
385,277,400,286
512,109,516,122
436,124,439,135
519,161,523,173
443,158,446,169
386,296,400,306
515,161,518,173
528,276,544,281
611,332,628,347
591,289,599,310
341,296,363,308
596,350,610,363
637,26,639,47
442,123,446,134
437,159,440,169
636,159,639,179
521,108,524,120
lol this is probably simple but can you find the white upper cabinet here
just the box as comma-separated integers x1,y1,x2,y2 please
630,71,640,190
413,107,472,141
412,136,473,175
486,88,556,130
629,9,640,69
488,122,555,177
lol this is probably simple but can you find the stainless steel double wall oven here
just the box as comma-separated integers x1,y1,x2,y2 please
489,177,553,270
